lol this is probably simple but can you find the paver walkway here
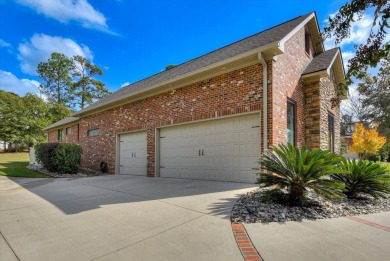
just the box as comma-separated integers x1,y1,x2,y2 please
245,211,390,261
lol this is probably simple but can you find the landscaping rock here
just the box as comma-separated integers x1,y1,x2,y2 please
231,188,390,223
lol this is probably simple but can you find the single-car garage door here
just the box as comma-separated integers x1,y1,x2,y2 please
159,113,261,183
119,131,147,175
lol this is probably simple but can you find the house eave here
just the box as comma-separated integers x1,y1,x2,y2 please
43,119,80,132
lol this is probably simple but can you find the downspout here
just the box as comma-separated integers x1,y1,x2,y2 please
258,53,268,152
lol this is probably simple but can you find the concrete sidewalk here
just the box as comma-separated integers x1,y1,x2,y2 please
245,212,390,261
0,175,256,261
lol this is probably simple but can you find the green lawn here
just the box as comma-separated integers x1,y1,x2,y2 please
0,152,50,178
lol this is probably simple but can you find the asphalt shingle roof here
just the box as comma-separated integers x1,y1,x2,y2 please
75,12,313,116
43,117,79,131
302,47,340,75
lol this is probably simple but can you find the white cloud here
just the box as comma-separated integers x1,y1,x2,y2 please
0,70,41,96
341,51,354,71
18,34,93,75
324,14,373,50
15,0,111,32
121,82,130,88
0,39,11,47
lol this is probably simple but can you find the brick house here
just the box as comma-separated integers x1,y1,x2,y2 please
44,12,346,183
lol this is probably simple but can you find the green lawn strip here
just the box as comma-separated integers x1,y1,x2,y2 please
0,152,50,178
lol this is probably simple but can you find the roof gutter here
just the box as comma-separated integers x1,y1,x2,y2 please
258,53,268,152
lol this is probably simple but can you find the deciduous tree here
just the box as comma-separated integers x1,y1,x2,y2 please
0,90,72,148
357,54,390,137
323,0,389,84
350,122,387,159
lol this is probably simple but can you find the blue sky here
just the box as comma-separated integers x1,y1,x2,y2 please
0,0,375,99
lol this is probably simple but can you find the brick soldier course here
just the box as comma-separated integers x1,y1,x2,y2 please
45,12,346,178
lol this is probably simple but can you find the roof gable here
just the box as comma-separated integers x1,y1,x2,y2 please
74,12,316,116
302,47,347,99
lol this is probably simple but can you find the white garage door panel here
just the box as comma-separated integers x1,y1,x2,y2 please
119,131,147,175
160,113,261,183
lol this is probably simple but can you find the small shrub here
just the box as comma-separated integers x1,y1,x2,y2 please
35,143,60,172
260,189,290,204
17,144,25,152
6,147,16,152
52,143,82,174
367,154,381,162
332,159,390,199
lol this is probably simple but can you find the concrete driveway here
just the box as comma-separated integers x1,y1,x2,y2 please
0,175,257,261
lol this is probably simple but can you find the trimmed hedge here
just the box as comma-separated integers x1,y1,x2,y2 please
53,144,83,173
35,143,59,172
35,143,82,174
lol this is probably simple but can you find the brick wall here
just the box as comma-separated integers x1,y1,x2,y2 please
271,26,314,147
49,63,270,175
46,25,342,176
48,123,79,144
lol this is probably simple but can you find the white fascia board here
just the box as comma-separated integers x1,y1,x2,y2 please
279,13,316,51
326,49,340,75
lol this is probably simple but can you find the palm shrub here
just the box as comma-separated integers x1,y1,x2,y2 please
258,143,345,206
331,159,390,199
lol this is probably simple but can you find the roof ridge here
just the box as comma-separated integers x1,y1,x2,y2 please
118,12,314,91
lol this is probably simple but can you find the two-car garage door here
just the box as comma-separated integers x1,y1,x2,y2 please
118,113,260,183
159,113,260,183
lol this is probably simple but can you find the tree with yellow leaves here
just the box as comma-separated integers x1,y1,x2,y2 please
350,123,387,159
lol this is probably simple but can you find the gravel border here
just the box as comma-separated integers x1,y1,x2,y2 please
27,164,108,178
231,188,390,223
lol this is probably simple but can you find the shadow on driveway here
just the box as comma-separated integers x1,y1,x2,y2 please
1,175,257,218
